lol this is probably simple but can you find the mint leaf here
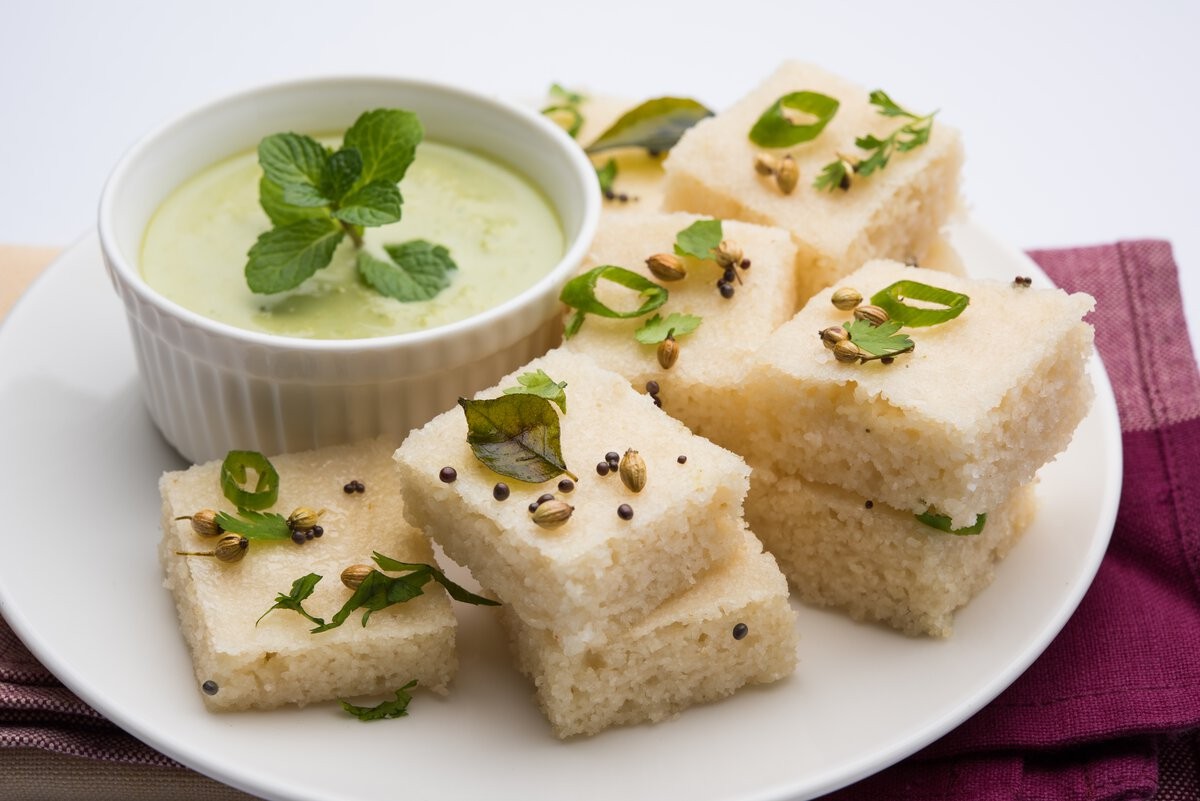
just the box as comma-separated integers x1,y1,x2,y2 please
674,219,723,260
559,265,669,338
344,109,423,186
341,681,418,722
259,177,328,227
458,394,575,483
502,369,568,413
586,97,712,154
372,552,498,606
634,312,702,345
258,133,329,194
322,147,363,203
258,573,325,627
332,181,403,227
245,218,344,294
214,509,291,541
357,240,457,302
748,91,840,148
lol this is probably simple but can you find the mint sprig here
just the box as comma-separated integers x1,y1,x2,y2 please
357,240,458,303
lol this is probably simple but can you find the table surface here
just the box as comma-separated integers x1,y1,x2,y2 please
1,0,1197,359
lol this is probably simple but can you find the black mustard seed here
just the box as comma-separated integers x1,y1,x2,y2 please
677,455,688,464
732,623,748,640
493,483,510,501
558,478,575,493
596,462,610,476
617,503,634,520
201,680,219,696
439,466,457,483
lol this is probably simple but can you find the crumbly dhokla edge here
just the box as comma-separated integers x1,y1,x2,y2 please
712,260,1094,528
394,348,751,650
159,438,457,711
502,519,798,738
661,60,964,300
562,211,800,441
747,468,1038,638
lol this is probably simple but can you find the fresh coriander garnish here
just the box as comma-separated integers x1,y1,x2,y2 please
459,395,577,483
214,509,291,541
595,158,618,195
585,97,712,155
503,369,568,413
869,280,969,327
341,680,418,722
541,83,586,139
257,573,325,627
844,319,915,361
749,91,840,148
915,511,987,536
220,450,280,511
634,312,702,345
673,219,723,260
815,90,936,192
357,240,458,302
560,266,669,338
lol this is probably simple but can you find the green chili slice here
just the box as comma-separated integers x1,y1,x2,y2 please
915,511,987,536
220,450,280,511
749,91,840,148
870,280,969,327
560,265,669,338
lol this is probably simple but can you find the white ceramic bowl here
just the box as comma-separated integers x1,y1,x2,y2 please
100,76,599,464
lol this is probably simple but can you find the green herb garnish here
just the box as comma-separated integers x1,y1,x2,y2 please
220,450,280,511
341,680,418,721
560,266,669,338
673,219,723,261
595,158,618,195
459,395,577,483
869,280,969,327
257,573,325,627
214,509,291,541
815,90,936,192
915,511,987,536
357,240,458,302
634,312,702,345
585,97,712,155
844,319,915,361
503,369,568,413
541,83,586,139
749,91,840,148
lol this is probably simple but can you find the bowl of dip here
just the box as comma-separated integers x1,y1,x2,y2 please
100,76,600,463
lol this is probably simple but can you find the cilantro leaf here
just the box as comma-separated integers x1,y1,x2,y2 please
341,680,418,721
343,109,423,186
258,176,328,227
560,265,669,338
245,218,345,294
748,91,840,148
595,158,617,195
548,83,585,105
258,573,325,627
372,552,498,606
813,159,851,193
868,90,914,119
844,319,915,359
673,219,723,260
503,369,568,413
815,90,936,191
214,509,291,541
257,133,329,192
357,240,457,303
458,394,575,483
586,97,712,155
634,312,702,345
332,181,403,227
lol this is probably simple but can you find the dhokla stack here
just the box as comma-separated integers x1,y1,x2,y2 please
159,439,458,710
715,261,1095,636
561,211,800,440
662,61,965,302
394,348,797,736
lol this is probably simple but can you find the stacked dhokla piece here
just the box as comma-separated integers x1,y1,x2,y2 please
159,439,458,710
561,211,800,441
662,61,965,301
394,348,797,737
708,260,1095,636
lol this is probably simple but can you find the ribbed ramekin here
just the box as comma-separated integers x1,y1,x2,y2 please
99,77,599,464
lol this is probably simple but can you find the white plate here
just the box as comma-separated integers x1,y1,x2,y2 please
0,223,1121,801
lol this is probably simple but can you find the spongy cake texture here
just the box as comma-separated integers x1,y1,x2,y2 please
709,260,1094,528
394,348,750,652
662,61,964,300
160,439,457,711
503,521,798,737
562,211,799,440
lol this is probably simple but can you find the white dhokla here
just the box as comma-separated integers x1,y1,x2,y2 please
747,470,1038,637
503,522,798,738
570,93,672,214
562,211,799,440
160,439,457,711
716,260,1093,529
662,61,964,300
394,348,749,651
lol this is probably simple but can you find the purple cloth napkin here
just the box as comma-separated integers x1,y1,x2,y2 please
1,241,1197,798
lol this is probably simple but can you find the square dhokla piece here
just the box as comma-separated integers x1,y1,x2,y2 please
503,521,798,737
561,211,799,440
570,93,672,214
746,470,1038,637
394,348,750,651
662,61,964,301
160,439,457,711
720,260,1094,529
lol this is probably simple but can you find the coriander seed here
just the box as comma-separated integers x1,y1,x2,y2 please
853,304,889,326
820,325,849,350
176,509,222,538
831,287,863,311
287,506,323,532
619,449,647,493
214,534,249,563
657,335,680,369
775,155,799,194
532,499,574,529
714,240,744,270
833,340,864,363
646,253,687,282
753,153,779,176
341,564,374,590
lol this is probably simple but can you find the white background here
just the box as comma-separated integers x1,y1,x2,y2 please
2,0,1196,358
